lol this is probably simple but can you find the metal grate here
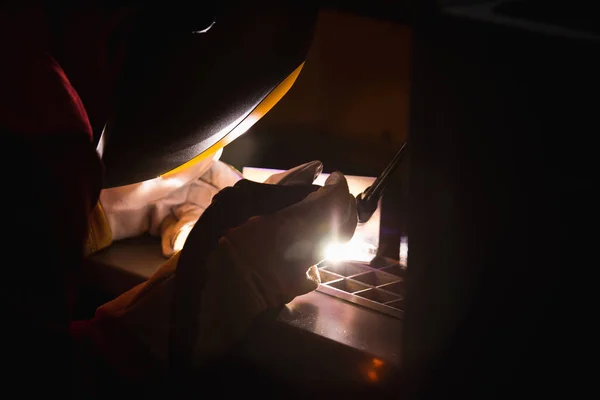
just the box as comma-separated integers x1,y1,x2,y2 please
316,257,406,319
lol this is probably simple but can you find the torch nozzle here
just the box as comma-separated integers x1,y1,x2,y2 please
356,140,408,223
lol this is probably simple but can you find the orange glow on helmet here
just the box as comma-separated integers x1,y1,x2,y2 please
98,2,318,188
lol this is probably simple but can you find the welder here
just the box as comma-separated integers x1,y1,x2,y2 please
0,0,357,397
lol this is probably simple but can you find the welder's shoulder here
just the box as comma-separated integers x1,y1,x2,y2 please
0,47,104,228
0,43,102,196
0,46,93,141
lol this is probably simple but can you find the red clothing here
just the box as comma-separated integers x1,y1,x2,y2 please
0,8,166,395
1,8,106,397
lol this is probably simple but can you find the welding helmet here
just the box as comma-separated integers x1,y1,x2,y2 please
97,1,318,188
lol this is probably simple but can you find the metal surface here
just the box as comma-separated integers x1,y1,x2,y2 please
83,234,402,366
317,258,405,319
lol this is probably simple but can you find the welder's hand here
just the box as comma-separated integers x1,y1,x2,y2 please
170,162,358,368
87,161,357,378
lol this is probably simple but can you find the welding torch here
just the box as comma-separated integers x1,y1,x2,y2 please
356,140,408,223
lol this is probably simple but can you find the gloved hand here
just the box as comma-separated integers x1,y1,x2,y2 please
170,161,357,374
90,161,357,381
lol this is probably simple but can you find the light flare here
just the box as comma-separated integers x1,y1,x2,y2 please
324,231,378,263
173,224,194,252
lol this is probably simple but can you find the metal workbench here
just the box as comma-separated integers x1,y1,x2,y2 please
83,234,403,395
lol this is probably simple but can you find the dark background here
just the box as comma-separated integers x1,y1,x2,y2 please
220,2,411,179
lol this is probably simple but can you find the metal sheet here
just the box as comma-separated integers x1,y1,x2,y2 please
316,258,406,320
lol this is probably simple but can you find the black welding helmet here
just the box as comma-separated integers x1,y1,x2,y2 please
97,0,318,188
